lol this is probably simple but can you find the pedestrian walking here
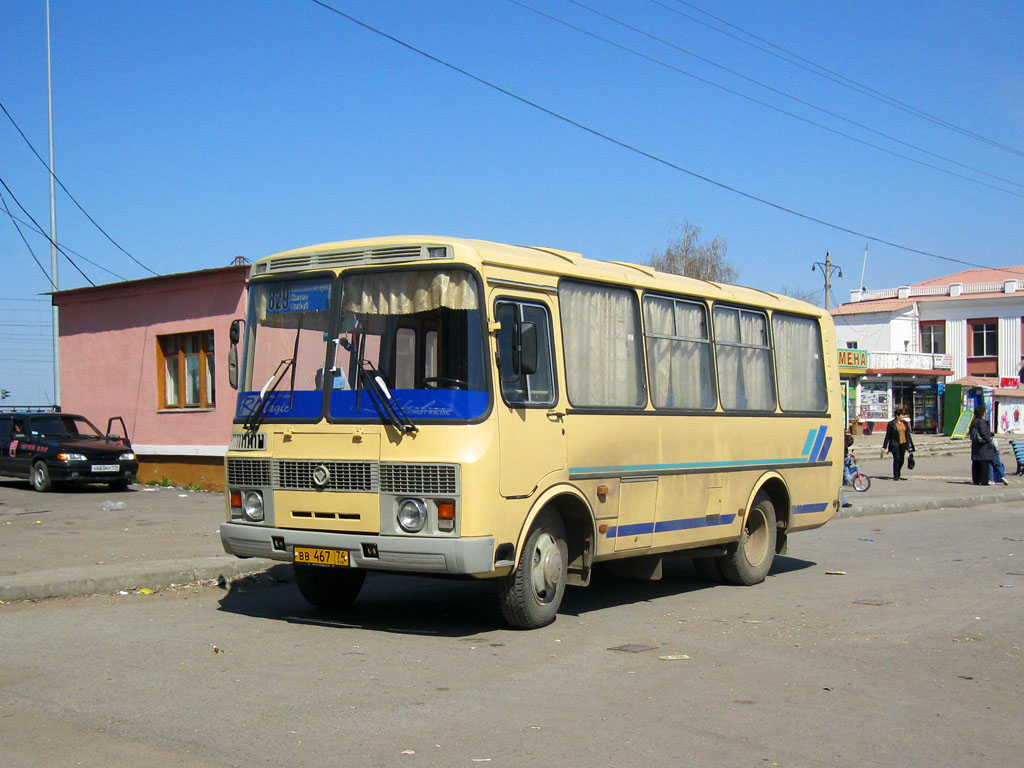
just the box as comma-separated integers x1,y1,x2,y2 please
881,406,914,480
990,436,1009,485
968,406,997,486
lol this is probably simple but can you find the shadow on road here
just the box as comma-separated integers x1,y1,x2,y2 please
216,555,816,636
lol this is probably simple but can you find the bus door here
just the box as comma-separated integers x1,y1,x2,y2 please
493,298,566,497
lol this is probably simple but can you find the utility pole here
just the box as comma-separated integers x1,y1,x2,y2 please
46,0,60,408
812,252,843,311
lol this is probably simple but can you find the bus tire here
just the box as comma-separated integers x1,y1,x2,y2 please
32,461,53,492
692,556,724,583
293,564,366,610
720,494,777,586
499,513,567,629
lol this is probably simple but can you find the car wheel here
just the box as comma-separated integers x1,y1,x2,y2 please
293,563,366,610
109,478,131,491
31,461,53,492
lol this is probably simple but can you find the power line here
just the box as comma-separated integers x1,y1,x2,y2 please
660,0,1024,160
307,0,998,271
4,211,128,281
0,173,95,286
0,98,159,277
0,187,53,286
508,0,1024,198
556,0,1024,193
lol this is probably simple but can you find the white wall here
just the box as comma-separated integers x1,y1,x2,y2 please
838,296,1024,379
833,311,899,351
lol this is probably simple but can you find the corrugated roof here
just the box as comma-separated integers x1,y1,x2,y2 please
914,265,1024,287
831,298,913,316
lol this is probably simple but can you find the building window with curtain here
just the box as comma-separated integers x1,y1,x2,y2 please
967,318,997,376
920,321,945,354
158,331,215,409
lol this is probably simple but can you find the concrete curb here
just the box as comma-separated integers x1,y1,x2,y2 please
0,556,276,602
838,488,1024,518
4,485,1024,601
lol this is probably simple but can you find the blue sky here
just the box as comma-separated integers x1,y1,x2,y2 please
2,0,1023,405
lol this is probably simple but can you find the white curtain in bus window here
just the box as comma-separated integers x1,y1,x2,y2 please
560,282,645,407
713,306,776,411
643,296,716,409
342,270,478,314
772,313,827,412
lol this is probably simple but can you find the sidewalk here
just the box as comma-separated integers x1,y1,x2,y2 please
0,480,274,603
2,433,1023,602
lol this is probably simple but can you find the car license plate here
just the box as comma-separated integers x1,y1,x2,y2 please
293,547,349,567
91,464,119,472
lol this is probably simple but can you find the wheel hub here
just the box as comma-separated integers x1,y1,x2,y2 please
531,533,563,598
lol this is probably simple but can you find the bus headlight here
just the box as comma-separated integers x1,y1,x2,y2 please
243,491,265,522
397,498,427,533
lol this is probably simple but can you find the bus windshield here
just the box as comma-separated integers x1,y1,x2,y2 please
236,269,488,424
330,268,488,422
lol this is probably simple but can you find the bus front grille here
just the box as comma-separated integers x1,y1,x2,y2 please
226,458,271,487
275,460,376,492
227,458,458,495
380,463,458,495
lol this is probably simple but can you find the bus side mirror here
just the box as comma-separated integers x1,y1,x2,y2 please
515,321,538,376
228,319,244,390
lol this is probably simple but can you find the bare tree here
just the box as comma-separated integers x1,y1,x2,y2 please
647,222,737,283
777,284,821,306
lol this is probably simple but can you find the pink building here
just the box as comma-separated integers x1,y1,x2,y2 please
52,265,248,489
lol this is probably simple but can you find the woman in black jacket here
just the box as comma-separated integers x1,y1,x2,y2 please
968,406,997,485
881,407,915,480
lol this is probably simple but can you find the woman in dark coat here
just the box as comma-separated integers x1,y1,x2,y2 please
968,406,997,485
881,406,915,480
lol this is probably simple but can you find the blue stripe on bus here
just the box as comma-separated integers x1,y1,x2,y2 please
816,436,833,463
793,502,829,514
801,428,818,457
808,426,827,463
606,513,737,538
571,457,810,475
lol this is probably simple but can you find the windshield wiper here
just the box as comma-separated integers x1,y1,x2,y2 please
354,358,417,436
243,357,294,432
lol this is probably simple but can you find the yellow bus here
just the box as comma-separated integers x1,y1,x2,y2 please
221,236,842,628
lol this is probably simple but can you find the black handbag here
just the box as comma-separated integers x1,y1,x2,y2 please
907,452,916,470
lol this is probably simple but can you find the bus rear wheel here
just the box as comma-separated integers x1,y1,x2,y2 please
499,513,567,629
720,494,777,586
293,564,366,610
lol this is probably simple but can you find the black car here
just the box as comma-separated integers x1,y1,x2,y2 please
0,412,139,492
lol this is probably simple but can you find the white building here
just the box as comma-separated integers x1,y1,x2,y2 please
832,265,1024,433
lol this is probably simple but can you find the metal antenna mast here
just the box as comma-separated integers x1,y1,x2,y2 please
46,0,60,407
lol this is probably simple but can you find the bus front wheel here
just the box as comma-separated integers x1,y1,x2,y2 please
293,564,366,610
499,513,568,629
720,494,777,586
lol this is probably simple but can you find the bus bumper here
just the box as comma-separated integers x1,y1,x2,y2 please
220,522,496,576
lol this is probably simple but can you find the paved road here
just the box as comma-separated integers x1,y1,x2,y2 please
1,502,1021,767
